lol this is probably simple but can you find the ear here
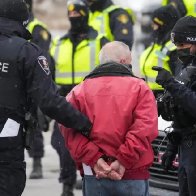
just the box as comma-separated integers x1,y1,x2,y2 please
120,59,126,64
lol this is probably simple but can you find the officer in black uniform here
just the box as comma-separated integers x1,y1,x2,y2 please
25,0,53,180
85,0,134,49
0,1,91,196
152,16,196,196
50,1,108,195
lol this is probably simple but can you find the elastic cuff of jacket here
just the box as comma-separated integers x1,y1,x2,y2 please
87,152,104,168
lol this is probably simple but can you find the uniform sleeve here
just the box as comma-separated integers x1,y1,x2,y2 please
31,25,51,51
165,78,196,117
18,43,91,131
60,87,103,168
116,82,158,169
109,8,134,49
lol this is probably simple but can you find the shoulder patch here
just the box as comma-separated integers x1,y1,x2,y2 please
117,14,129,24
37,56,50,75
122,28,128,35
40,30,49,41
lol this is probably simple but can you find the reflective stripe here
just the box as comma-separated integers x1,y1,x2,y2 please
54,40,97,79
89,5,119,41
51,35,103,85
96,16,105,35
53,39,62,62
55,71,90,78
89,40,96,71
140,41,175,90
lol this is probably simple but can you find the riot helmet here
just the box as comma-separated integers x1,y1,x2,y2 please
67,0,89,33
0,0,29,26
151,4,179,43
25,0,33,12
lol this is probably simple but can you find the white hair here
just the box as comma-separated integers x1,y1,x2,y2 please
99,41,131,64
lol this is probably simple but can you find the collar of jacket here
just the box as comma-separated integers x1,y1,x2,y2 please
60,26,98,41
90,0,113,12
28,13,34,23
84,62,136,80
0,17,32,40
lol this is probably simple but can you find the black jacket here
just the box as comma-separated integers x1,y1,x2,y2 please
0,17,91,132
165,59,196,129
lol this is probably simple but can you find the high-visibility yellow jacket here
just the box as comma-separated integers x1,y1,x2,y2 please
27,18,47,34
89,5,135,41
162,0,196,16
50,34,104,85
140,41,176,90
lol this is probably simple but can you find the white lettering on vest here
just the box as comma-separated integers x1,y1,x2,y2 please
186,37,196,42
0,62,9,73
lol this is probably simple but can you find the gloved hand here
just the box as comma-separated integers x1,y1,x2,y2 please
37,108,51,132
152,66,173,87
79,122,92,138
161,143,178,171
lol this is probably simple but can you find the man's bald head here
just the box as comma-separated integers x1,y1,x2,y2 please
99,41,132,65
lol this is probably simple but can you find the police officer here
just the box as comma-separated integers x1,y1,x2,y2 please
50,0,108,195
25,0,53,180
140,5,180,99
162,0,196,17
85,0,134,49
0,1,91,196
152,16,196,196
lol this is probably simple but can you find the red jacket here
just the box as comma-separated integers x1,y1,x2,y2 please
60,74,158,180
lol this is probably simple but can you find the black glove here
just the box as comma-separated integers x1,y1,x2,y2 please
78,122,92,138
152,66,173,87
37,108,51,132
161,143,178,171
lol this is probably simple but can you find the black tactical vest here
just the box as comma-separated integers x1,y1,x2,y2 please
0,36,27,121
0,36,27,159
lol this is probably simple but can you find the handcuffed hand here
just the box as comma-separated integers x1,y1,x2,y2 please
152,66,173,87
93,158,125,180
107,160,125,180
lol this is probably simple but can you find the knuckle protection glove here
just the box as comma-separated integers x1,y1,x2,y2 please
77,122,92,138
161,143,178,171
152,66,173,87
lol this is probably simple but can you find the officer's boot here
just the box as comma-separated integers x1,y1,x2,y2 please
75,179,82,190
61,184,74,196
29,157,43,179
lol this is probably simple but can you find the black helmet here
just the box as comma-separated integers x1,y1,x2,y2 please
67,0,89,17
25,0,32,12
0,0,29,26
84,0,99,6
171,16,196,45
152,4,180,32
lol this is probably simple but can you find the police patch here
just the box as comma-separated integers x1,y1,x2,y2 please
117,14,129,24
37,56,50,75
40,30,49,41
122,28,128,35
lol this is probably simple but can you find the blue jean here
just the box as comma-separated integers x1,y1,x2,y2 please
82,175,149,196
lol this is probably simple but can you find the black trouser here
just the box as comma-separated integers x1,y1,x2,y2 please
28,125,44,158
0,121,26,196
0,161,26,196
179,137,196,196
51,122,76,186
